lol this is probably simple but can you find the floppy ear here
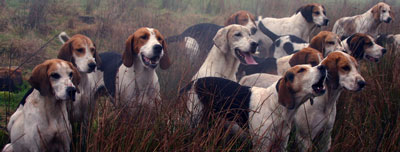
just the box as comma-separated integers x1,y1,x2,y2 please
289,50,309,67
29,63,53,96
347,34,365,60
225,12,239,26
309,35,325,55
122,34,136,67
278,73,295,110
213,27,230,53
58,40,74,63
159,38,171,70
321,55,340,89
297,5,314,23
93,43,102,68
67,62,81,93
371,4,382,22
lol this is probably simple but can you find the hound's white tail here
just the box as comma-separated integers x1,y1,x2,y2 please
58,32,70,44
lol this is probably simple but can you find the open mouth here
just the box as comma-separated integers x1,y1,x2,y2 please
235,48,257,65
312,74,326,96
365,55,379,62
141,53,159,69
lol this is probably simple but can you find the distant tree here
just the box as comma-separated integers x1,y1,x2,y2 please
0,0,6,9
27,0,48,29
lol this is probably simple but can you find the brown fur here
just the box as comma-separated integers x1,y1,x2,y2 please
57,34,100,67
122,28,149,67
289,47,322,67
224,10,256,26
154,29,171,69
321,52,357,89
29,59,81,96
278,71,296,109
309,31,341,56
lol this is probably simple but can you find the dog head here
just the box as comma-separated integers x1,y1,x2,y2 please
123,27,171,69
296,3,329,26
309,31,344,57
321,51,365,91
58,34,101,73
213,24,258,65
29,59,80,101
344,33,386,62
289,47,323,67
277,64,327,109
371,2,394,23
225,10,257,35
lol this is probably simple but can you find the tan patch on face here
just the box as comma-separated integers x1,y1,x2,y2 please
309,31,339,55
311,4,325,17
132,28,150,54
69,34,95,57
289,48,322,67
122,28,150,67
321,52,357,87
225,10,256,26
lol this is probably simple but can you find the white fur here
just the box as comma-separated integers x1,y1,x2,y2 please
192,25,255,81
115,28,163,109
4,61,76,152
333,2,393,38
254,5,327,57
294,51,365,151
248,65,325,151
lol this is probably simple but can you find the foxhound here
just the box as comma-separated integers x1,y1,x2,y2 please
96,27,171,109
185,64,326,151
294,51,365,151
254,3,329,57
237,47,323,78
333,2,394,39
342,33,386,62
57,32,101,124
192,24,258,82
239,52,366,151
166,10,257,64
3,59,80,152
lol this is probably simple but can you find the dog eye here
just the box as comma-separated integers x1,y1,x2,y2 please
50,73,61,79
77,48,84,53
235,33,242,37
314,12,320,15
327,41,335,45
342,65,351,71
157,37,162,41
298,68,306,73
90,48,95,53
382,10,386,13
69,72,73,78
365,42,373,46
141,35,148,40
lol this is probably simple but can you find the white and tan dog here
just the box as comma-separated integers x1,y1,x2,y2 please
57,33,101,124
3,59,80,152
333,2,394,39
185,64,326,151
294,51,365,151
254,3,329,57
94,27,171,110
192,24,258,81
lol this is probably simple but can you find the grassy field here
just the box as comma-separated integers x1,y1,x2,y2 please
0,0,400,151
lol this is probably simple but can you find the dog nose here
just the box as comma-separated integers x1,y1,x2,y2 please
324,19,329,25
382,48,387,54
250,42,258,53
153,44,163,55
357,80,366,90
88,62,96,71
387,17,392,23
66,87,77,101
251,27,257,35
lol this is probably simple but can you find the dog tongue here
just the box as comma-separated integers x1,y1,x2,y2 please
244,53,257,65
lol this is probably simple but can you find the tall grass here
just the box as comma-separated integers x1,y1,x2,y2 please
0,0,399,151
